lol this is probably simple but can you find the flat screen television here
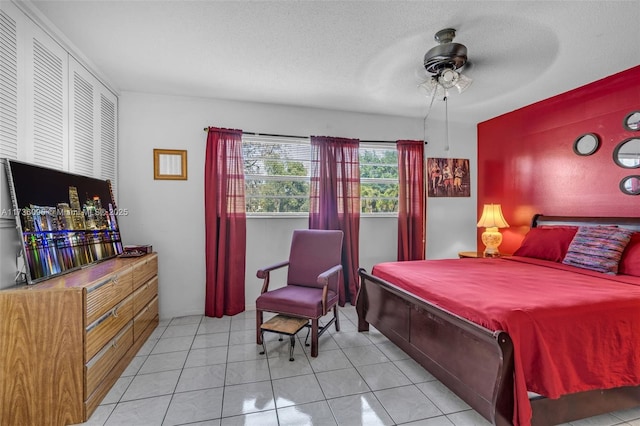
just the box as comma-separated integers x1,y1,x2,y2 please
3,159,123,284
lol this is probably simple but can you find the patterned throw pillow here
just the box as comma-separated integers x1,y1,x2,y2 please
562,226,634,274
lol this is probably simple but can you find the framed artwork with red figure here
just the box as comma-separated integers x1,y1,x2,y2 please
427,157,470,197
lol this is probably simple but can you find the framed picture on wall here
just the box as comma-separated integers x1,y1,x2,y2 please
427,157,470,197
154,149,188,180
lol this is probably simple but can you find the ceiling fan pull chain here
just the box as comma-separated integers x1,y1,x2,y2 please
444,93,450,153
423,83,438,143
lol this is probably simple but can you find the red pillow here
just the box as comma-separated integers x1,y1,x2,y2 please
513,226,578,262
619,232,640,276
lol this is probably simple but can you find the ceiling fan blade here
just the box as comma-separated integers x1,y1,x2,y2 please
461,60,474,72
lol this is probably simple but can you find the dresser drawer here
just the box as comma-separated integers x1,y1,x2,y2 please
133,254,158,291
85,294,134,362
134,296,158,341
85,321,133,399
85,269,133,325
133,276,158,315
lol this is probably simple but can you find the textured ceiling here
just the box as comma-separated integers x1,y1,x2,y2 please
26,0,640,123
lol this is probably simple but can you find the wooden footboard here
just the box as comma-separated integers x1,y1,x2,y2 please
357,268,515,425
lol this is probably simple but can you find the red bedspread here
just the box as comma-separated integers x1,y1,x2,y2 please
372,256,640,426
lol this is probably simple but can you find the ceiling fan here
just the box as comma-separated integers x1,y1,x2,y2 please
419,28,472,99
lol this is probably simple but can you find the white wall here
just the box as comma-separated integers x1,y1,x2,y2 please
423,114,479,259
117,92,477,319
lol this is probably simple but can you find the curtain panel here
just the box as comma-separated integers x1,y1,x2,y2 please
309,136,360,305
397,140,426,261
204,127,247,317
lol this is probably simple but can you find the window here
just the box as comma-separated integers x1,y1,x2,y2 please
243,136,399,215
359,143,398,214
243,135,310,214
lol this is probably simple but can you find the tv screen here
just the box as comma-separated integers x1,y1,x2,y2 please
4,159,123,284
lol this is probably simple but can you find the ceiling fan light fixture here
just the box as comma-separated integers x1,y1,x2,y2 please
438,68,459,89
452,72,472,94
419,77,446,99
419,68,472,98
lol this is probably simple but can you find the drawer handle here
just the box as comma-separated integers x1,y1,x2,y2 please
87,276,117,293
112,340,118,349
112,307,119,318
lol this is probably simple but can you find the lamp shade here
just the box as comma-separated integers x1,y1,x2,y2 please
477,204,509,229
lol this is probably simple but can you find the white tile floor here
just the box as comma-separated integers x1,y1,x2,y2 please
76,305,640,426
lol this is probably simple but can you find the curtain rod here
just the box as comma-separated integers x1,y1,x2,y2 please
203,128,307,139
202,128,426,144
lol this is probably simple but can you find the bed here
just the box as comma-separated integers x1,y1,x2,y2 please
356,215,640,426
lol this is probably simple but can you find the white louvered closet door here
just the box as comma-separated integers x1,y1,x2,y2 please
25,20,69,170
100,91,117,199
0,3,25,222
1,1,69,168
0,3,24,287
69,58,96,177
0,7,19,161
69,57,118,197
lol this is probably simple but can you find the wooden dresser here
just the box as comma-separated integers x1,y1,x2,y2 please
0,253,159,426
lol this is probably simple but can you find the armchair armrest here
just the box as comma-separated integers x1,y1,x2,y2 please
256,260,289,279
317,264,342,315
257,260,289,294
317,264,342,286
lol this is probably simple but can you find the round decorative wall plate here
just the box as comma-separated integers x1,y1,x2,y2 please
620,175,640,195
623,111,640,131
573,133,600,156
613,137,640,168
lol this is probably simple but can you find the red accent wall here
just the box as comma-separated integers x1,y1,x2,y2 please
477,65,640,254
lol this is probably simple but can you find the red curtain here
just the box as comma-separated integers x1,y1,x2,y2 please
397,140,425,261
309,136,360,305
204,127,246,317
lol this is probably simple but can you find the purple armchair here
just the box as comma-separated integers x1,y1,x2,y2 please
256,229,343,357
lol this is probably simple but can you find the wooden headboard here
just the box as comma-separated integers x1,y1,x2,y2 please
532,214,640,232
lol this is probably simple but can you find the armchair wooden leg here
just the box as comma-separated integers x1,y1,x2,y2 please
311,318,319,357
334,306,340,332
256,310,264,345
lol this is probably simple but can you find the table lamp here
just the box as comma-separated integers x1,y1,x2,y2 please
477,204,509,257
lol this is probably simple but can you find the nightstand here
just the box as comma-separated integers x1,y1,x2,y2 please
458,251,507,258
458,251,484,258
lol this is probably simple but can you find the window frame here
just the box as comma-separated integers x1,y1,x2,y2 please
242,137,399,217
